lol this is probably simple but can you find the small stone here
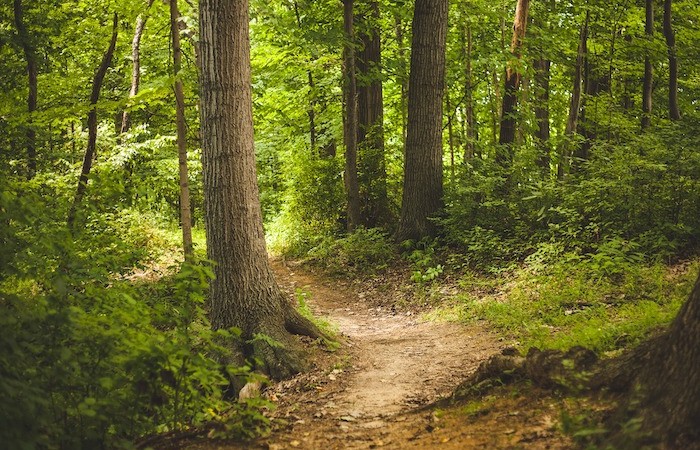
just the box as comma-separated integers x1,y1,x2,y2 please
290,440,301,447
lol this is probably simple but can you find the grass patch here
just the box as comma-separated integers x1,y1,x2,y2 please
431,259,698,354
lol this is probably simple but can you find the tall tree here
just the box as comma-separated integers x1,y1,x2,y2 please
120,0,156,134
67,13,118,229
461,22,476,160
394,0,449,242
497,0,530,167
641,0,654,130
13,0,37,179
663,0,681,120
343,0,361,231
558,11,588,179
356,0,390,227
198,0,322,379
169,0,193,257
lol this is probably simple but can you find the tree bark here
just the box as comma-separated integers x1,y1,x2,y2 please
13,0,37,179
497,0,530,168
394,0,448,242
636,271,700,444
198,0,323,380
357,0,390,228
597,271,700,447
558,12,587,179
67,13,118,230
343,0,361,231
663,0,681,120
462,23,475,160
533,57,550,174
641,0,654,130
120,0,155,135
394,12,408,144
170,0,193,258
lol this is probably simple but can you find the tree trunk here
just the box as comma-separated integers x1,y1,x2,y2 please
394,12,408,144
120,0,155,135
293,1,317,151
462,23,475,160
198,0,322,380
663,0,681,120
497,0,530,168
598,271,700,447
558,12,587,180
446,91,456,184
170,0,193,258
343,0,361,231
13,0,37,179
641,0,654,130
394,0,448,242
637,271,700,445
67,13,118,230
356,0,390,227
533,57,550,174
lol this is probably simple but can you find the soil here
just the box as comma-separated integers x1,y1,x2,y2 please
178,260,576,450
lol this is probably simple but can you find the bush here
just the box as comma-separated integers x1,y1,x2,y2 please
306,228,395,276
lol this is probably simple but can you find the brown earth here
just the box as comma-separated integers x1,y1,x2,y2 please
177,260,576,450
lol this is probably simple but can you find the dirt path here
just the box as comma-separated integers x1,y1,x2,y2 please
187,261,573,450
259,261,503,449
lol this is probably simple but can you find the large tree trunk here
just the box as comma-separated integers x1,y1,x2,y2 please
67,14,118,230
497,0,530,167
13,0,37,179
170,0,193,258
120,0,155,135
596,271,700,447
641,0,654,130
394,0,448,242
343,0,361,231
636,271,700,444
198,0,322,380
356,0,390,228
663,0,681,120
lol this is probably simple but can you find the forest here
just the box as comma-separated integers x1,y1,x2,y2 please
1,0,699,448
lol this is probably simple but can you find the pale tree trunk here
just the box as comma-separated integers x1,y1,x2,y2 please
13,0,37,179
357,0,390,227
199,0,322,380
121,0,155,135
663,0,681,120
394,0,448,242
558,12,587,180
343,0,361,231
446,91,455,184
497,0,530,168
169,0,193,258
641,0,653,130
67,14,118,230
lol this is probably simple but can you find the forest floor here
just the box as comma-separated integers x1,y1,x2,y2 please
181,260,578,450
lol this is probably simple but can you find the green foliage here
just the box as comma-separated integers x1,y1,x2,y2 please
306,228,395,276
453,258,697,354
295,289,338,339
402,240,445,284
0,178,257,449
